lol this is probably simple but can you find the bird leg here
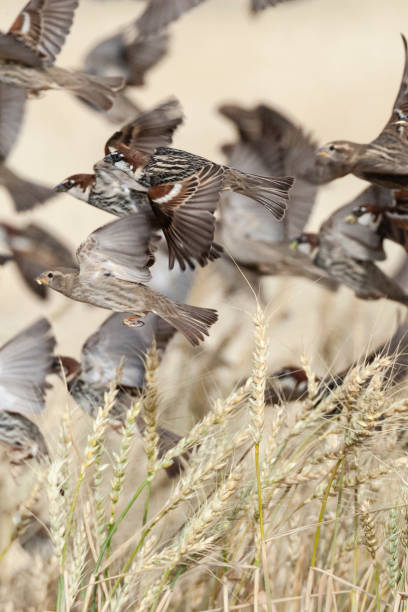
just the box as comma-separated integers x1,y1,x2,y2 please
122,313,147,327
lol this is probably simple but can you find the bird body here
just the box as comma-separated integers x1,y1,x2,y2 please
36,213,218,346
41,267,217,345
291,185,408,305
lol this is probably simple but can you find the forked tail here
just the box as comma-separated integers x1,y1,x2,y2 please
226,168,294,220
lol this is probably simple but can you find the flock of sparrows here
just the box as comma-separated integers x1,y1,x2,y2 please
1,0,408,468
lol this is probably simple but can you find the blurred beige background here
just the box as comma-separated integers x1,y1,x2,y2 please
1,0,408,419
1,0,408,583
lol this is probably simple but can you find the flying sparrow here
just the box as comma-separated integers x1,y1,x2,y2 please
97,101,294,268
56,98,224,269
290,187,408,306
315,35,408,190
36,213,218,345
55,312,188,477
0,0,123,110
215,112,336,290
0,221,74,299
0,83,55,211
84,28,168,87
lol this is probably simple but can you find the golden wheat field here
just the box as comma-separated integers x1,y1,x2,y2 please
3,0,408,610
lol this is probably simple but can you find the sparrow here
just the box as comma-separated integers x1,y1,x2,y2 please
36,212,218,346
84,28,169,87
219,103,318,237
216,111,336,289
0,0,123,110
0,317,56,415
265,322,408,409
135,0,301,34
0,82,55,211
315,35,408,190
290,187,408,306
79,26,168,124
54,312,188,477
97,102,294,269
55,98,226,269
0,221,74,299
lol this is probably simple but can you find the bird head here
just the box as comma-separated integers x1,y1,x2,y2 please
315,141,359,177
345,205,382,230
290,233,320,258
55,174,95,202
36,268,77,294
103,150,136,176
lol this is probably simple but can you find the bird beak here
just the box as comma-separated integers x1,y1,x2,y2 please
54,182,67,192
345,214,357,224
36,274,47,285
316,148,328,158
289,239,299,250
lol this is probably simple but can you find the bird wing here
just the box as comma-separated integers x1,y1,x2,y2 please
136,0,206,35
0,318,55,414
104,97,183,156
148,163,224,270
368,35,408,171
221,105,318,238
77,212,156,283
81,312,174,387
5,222,73,299
6,0,79,66
0,85,26,161
254,105,318,236
124,32,169,86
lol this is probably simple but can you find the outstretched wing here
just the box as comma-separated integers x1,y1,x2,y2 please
0,318,55,414
5,0,79,66
77,212,157,283
104,97,183,156
136,0,206,35
0,84,26,161
149,163,224,270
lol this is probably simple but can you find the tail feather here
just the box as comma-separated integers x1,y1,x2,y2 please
0,166,55,211
156,302,218,346
226,168,294,220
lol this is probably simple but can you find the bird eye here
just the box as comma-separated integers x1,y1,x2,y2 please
329,144,336,152
47,272,54,279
